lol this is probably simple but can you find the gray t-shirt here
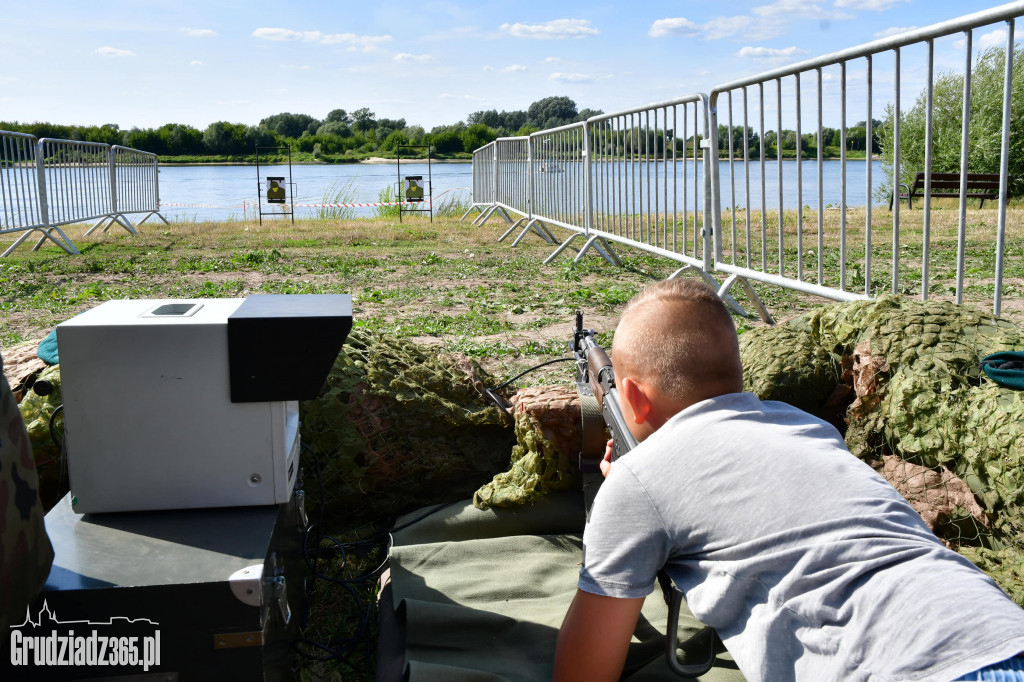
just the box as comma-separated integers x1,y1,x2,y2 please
580,393,1024,682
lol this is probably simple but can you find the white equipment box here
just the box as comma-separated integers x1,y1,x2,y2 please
57,295,351,514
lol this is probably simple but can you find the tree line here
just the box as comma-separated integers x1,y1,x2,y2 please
0,96,601,160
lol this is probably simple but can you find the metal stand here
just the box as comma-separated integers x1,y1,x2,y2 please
255,145,295,225
397,145,432,223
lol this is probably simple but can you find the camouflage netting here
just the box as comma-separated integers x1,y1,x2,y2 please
16,364,65,508
473,385,585,509
299,329,516,528
740,295,1024,603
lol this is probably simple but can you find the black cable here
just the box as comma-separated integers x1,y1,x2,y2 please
48,404,64,451
51,404,68,504
494,356,575,391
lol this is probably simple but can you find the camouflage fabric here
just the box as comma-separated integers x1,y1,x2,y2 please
0,351,53,630
739,296,1024,604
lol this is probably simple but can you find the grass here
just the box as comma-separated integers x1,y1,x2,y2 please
2,206,1020,365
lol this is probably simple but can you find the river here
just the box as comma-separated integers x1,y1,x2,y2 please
153,159,888,223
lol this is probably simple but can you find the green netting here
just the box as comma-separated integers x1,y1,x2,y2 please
473,409,575,510
17,365,63,467
299,329,516,527
17,365,64,506
739,295,1024,603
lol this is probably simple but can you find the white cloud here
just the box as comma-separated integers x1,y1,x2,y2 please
752,0,852,20
252,28,392,51
953,28,1007,51
549,72,595,83
649,14,780,41
874,26,918,39
979,27,1008,50
835,0,909,9
501,64,527,73
703,16,755,40
649,18,700,38
94,46,134,58
544,57,561,63
189,60,203,66
500,19,598,39
394,53,433,63
181,28,216,38
737,46,807,58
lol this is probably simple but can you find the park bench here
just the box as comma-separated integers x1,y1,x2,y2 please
889,171,1001,210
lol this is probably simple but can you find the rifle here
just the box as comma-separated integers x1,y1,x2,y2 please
572,310,720,679
572,310,638,463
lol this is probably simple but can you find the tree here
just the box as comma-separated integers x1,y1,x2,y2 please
430,129,464,154
202,121,250,155
326,109,351,125
460,123,497,152
403,125,425,144
380,130,409,151
259,112,320,139
527,96,578,129
317,121,352,138
350,108,376,133
878,45,1024,199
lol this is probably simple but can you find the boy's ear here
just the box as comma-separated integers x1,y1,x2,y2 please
621,376,652,425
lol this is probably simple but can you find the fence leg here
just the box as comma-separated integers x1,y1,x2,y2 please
718,274,775,325
590,238,622,266
500,218,529,242
110,215,138,235
511,218,555,247
2,230,40,257
496,207,514,225
84,217,113,236
543,232,584,264
473,205,498,227
459,205,482,222
572,235,619,266
535,221,560,244
668,267,750,319
18,227,79,257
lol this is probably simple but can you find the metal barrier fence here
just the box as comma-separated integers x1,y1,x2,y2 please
468,2,1024,319
582,95,711,274
461,143,496,223
0,133,165,257
106,145,167,233
708,2,1022,314
0,132,78,256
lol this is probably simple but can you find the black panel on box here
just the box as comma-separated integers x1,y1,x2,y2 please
228,294,352,403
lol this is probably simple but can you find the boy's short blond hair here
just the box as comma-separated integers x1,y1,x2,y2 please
613,279,742,403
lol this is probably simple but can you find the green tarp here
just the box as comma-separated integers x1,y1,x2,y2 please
382,491,744,681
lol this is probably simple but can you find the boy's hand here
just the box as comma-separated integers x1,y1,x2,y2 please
600,439,613,478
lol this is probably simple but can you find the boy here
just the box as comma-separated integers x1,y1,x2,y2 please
553,279,1024,681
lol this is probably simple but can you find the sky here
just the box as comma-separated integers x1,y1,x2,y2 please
0,0,1015,132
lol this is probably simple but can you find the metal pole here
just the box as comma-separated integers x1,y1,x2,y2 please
955,30,973,304
994,19,1015,317
922,40,935,300
892,47,901,295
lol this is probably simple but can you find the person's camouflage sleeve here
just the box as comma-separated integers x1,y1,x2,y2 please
0,352,53,630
